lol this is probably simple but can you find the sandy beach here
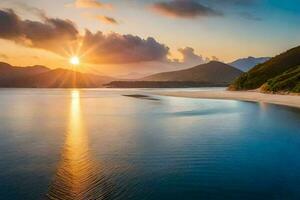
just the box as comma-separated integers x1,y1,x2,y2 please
150,90,300,109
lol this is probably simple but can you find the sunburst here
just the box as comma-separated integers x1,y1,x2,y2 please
70,56,80,66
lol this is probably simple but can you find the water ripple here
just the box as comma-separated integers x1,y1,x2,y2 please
46,90,116,200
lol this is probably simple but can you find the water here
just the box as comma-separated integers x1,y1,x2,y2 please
0,89,299,200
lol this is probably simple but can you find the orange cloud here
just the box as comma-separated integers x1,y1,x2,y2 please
0,9,169,64
73,0,112,9
0,9,78,53
95,15,118,24
80,30,169,64
151,0,222,19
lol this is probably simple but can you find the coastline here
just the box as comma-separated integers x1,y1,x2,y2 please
149,90,300,109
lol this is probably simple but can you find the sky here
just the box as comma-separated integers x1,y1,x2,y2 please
0,0,299,77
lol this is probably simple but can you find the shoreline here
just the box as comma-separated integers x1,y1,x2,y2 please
149,90,300,109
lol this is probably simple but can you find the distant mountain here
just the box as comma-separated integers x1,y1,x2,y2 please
228,57,270,71
229,46,300,93
0,62,114,88
0,62,49,81
142,61,243,84
105,81,227,88
105,61,243,88
118,72,151,79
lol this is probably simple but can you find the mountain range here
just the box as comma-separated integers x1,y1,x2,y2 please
2,49,298,92
106,61,243,88
228,57,270,72
0,61,244,88
0,62,114,88
230,46,300,93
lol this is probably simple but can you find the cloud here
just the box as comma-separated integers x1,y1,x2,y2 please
169,47,221,67
81,30,169,64
0,9,78,53
0,9,20,38
81,13,119,24
177,47,209,65
93,15,119,24
151,0,222,19
211,56,220,61
69,0,112,9
0,9,169,64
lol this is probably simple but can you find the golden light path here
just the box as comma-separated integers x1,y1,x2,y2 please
46,90,114,200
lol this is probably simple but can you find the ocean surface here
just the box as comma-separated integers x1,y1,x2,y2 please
0,89,300,200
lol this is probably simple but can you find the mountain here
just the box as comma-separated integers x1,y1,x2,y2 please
105,61,243,88
0,62,49,81
118,72,152,79
0,62,114,88
142,61,243,83
229,57,270,72
105,81,227,88
229,46,300,93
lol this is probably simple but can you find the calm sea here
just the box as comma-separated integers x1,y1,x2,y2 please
0,89,299,200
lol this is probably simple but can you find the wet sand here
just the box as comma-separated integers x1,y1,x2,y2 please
150,90,300,109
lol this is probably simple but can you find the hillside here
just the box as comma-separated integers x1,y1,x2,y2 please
261,66,300,93
229,57,270,72
0,62,114,88
142,61,243,84
230,46,300,92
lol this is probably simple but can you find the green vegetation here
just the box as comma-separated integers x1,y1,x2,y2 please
263,66,300,93
230,46,300,93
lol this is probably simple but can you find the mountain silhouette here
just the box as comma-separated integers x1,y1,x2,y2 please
0,62,114,88
142,61,242,83
105,61,243,88
229,57,270,72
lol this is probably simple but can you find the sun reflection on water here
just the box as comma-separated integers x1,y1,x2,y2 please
46,90,114,200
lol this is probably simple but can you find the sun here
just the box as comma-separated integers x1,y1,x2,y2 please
70,56,80,65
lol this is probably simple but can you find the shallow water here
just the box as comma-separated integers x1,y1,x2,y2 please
0,89,299,200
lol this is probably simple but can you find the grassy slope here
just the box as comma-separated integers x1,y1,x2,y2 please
230,46,300,91
262,66,300,93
